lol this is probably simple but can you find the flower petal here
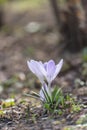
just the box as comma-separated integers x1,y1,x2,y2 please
38,61,47,77
27,60,45,83
43,62,48,71
46,60,56,82
47,60,55,75
52,59,63,80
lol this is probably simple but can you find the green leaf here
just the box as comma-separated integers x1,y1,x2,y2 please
2,98,15,108
44,103,50,110
30,91,40,98
52,87,62,102
0,110,6,115
24,93,40,100
42,88,52,103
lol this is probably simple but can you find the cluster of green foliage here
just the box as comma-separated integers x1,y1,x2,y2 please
26,87,81,115
43,87,81,114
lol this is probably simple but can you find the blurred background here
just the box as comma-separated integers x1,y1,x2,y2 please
0,0,87,98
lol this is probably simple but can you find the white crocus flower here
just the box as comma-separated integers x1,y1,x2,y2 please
27,59,63,86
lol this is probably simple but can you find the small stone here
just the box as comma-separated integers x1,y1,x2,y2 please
52,120,61,125
74,78,85,88
25,22,41,34
16,72,26,81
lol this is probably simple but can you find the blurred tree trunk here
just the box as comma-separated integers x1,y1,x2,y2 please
0,5,4,29
50,0,87,52
61,0,83,51
50,0,61,29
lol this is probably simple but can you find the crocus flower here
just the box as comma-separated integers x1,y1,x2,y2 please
27,59,63,86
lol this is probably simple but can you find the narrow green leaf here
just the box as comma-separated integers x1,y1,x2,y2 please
24,93,40,100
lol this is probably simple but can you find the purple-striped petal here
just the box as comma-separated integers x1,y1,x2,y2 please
52,59,63,80
46,60,56,83
47,60,56,76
